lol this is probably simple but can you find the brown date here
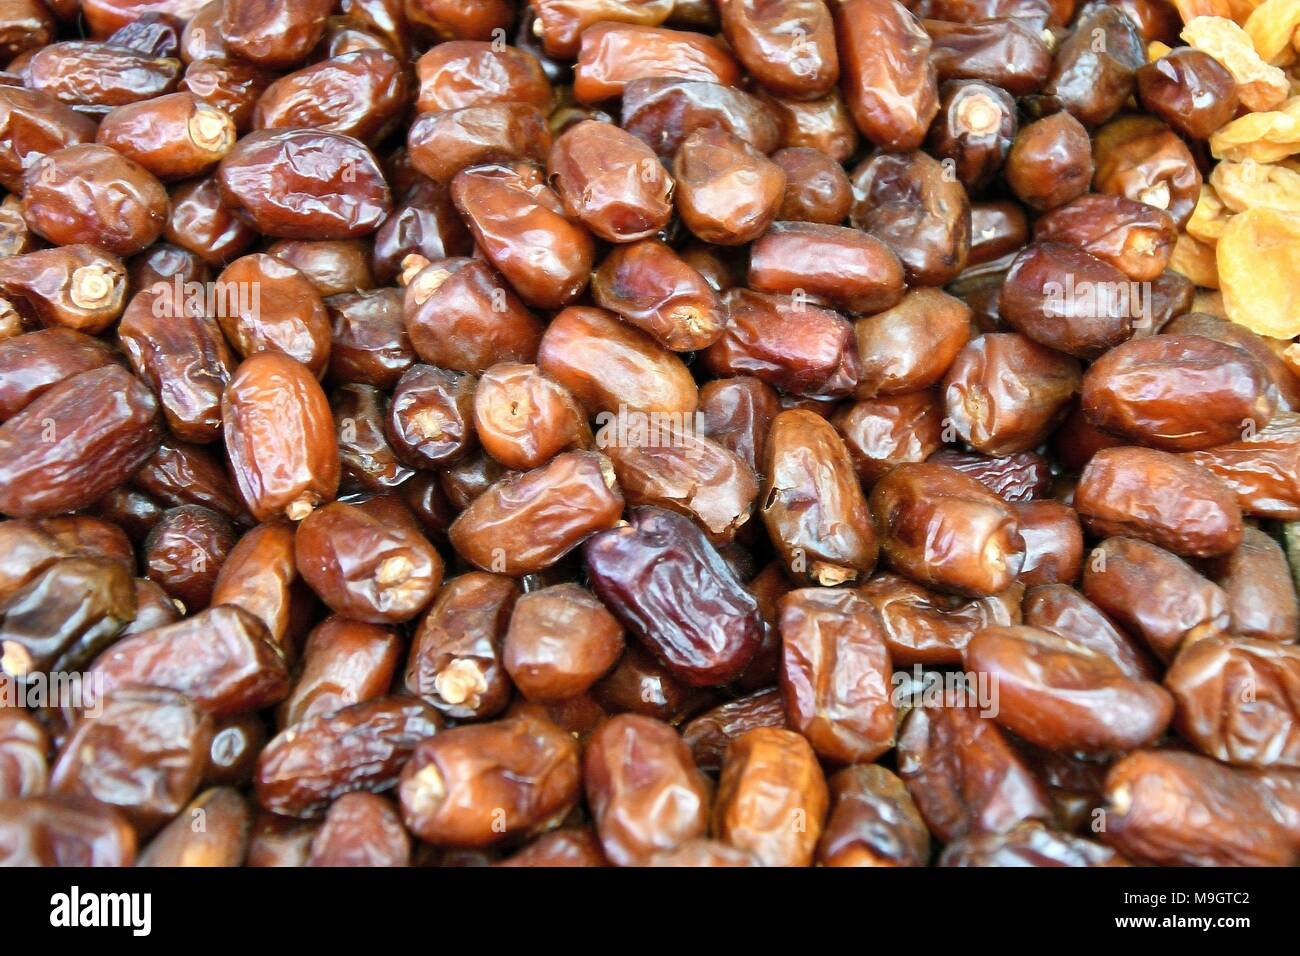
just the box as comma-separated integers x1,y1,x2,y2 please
222,352,340,523
1208,526,1299,644
859,572,1022,666
672,127,785,246
817,764,930,867
548,120,673,244
282,616,403,728
573,23,741,103
143,504,237,610
835,0,937,151
0,795,137,866
748,222,905,315
503,583,624,703
584,713,712,866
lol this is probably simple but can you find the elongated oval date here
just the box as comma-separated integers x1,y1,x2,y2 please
305,791,408,867
897,690,1052,842
504,584,624,703
0,86,97,193
1081,537,1230,663
835,0,937,150
943,332,1081,457
220,0,332,69
697,376,780,477
585,506,763,686
583,713,711,865
721,0,837,99
26,41,181,113
748,222,905,316
473,363,590,471
548,120,673,244
255,696,442,819
403,257,542,375
606,424,758,544
0,709,48,799
118,287,234,444
1075,447,1242,558
1101,750,1299,866
218,128,390,239
591,240,724,353
0,795,137,866
0,557,135,681
329,289,415,389
0,244,128,335
97,91,236,182
450,162,594,310
333,384,413,492
1165,638,1300,769
1013,500,1083,586
854,288,971,397
295,500,443,625
255,50,409,144
538,306,699,415
703,289,859,399
22,144,169,257
0,365,162,519
50,687,212,835
779,588,894,763
86,604,288,718
998,242,1133,359
209,520,300,653
1032,194,1176,283
673,128,784,246
849,149,969,286
1184,413,1300,521
282,616,403,727
1022,583,1157,680
573,23,741,103
214,254,331,377
406,104,552,185
1208,527,1299,644
762,409,877,585
967,625,1172,753
414,40,553,114
713,727,828,867
817,764,930,867
0,328,117,421
859,573,1021,666
926,18,1051,97
1081,335,1275,452
872,462,1023,597
399,710,580,847
835,392,945,486
222,353,340,523
404,572,519,720
449,451,624,576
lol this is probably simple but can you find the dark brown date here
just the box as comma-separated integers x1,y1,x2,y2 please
817,764,930,867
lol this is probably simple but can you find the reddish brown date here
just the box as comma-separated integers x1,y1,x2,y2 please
817,764,930,867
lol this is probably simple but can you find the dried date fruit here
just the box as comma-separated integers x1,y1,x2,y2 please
817,764,930,867
859,573,1022,666
282,616,403,728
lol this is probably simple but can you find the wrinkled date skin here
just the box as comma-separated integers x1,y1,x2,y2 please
295,500,443,624
217,128,391,240
1074,447,1243,558
871,462,1024,598
0,329,117,420
282,616,403,728
449,451,624,576
682,688,787,772
0,796,138,866
850,150,970,287
86,604,289,718
721,0,838,99
22,144,168,258
0,365,162,520
504,584,624,703
548,120,674,244
747,222,905,316
474,363,592,471
859,573,1022,666
836,0,937,151
1081,335,1275,452
1082,537,1230,663
940,820,1126,867
0,86,97,194
403,572,518,721
143,504,237,609
254,696,442,819
573,23,741,103
673,127,785,247
1101,750,1299,866
50,687,213,835
854,288,971,398
1209,527,1300,644
817,764,930,867
704,290,859,400
779,588,895,763
584,713,712,865
398,710,580,847
591,240,725,352
1165,638,1300,769
966,625,1173,753
0,708,49,799
305,791,408,867
450,162,594,310
585,507,763,686
762,409,877,585
896,691,1053,842
713,727,828,867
